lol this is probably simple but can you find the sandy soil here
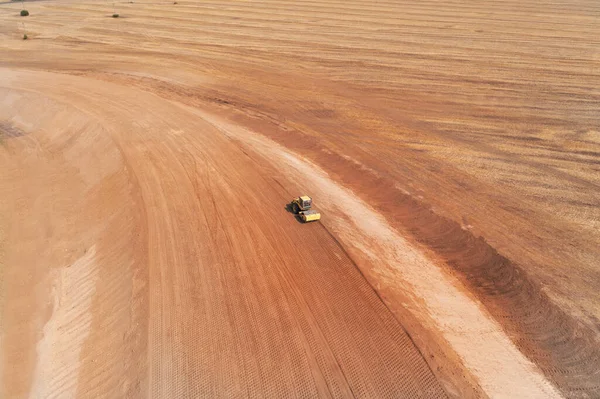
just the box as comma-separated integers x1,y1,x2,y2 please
1,0,599,398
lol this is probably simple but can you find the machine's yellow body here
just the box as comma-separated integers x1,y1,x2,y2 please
300,210,321,222
290,195,321,222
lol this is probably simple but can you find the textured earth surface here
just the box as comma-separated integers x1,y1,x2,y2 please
1,0,599,398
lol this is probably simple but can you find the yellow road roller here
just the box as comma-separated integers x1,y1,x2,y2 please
290,195,321,222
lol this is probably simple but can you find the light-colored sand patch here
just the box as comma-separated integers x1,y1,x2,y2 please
198,111,563,399
30,245,98,399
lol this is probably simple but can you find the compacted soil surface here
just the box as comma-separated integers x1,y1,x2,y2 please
1,0,599,398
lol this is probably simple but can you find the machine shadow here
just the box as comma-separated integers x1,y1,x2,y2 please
284,203,304,224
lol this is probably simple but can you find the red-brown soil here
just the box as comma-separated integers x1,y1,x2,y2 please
1,0,599,398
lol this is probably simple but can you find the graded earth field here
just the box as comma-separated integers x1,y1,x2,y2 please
1,0,599,398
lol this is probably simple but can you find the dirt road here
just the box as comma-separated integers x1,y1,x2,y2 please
1,0,599,398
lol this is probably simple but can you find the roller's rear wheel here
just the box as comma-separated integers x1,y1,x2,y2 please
292,203,300,214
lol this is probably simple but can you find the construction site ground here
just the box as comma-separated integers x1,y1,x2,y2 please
1,0,599,398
